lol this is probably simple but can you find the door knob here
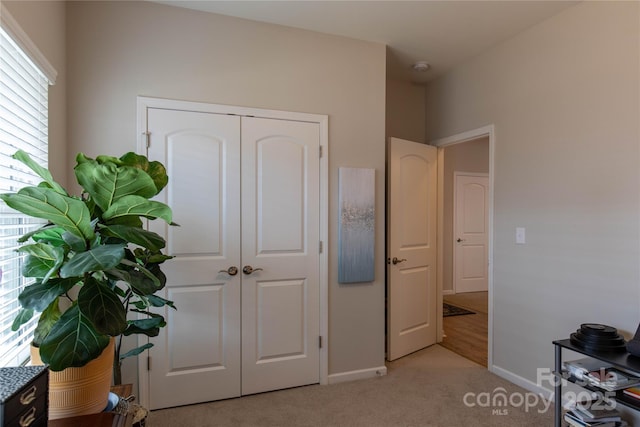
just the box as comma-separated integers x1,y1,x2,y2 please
391,257,407,265
243,265,264,275
456,238,464,242
219,266,238,276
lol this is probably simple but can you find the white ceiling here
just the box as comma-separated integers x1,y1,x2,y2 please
154,0,578,84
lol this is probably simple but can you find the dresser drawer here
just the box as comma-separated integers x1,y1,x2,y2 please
0,366,48,427
5,393,46,427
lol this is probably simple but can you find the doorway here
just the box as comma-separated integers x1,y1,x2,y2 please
433,125,494,369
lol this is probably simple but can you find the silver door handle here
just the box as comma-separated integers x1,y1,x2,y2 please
219,266,238,276
243,265,264,275
391,257,407,265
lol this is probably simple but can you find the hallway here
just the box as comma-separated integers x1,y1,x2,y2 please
441,291,488,367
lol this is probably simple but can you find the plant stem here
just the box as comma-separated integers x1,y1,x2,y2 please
113,289,131,385
113,328,125,385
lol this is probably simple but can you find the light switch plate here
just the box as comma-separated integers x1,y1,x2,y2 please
516,227,526,244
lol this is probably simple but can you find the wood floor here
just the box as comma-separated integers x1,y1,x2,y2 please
441,291,488,367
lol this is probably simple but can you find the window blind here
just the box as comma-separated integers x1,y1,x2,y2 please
0,25,49,367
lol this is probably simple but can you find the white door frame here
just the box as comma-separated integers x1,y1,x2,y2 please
431,124,495,371
135,96,329,407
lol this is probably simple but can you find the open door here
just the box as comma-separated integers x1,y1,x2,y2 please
387,137,438,361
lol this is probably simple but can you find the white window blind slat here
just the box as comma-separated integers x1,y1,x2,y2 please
0,25,50,368
0,97,48,137
0,168,48,189
0,56,44,99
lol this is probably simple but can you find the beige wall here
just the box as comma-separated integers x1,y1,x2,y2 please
3,0,67,186
65,0,387,385
386,77,426,143
442,137,489,293
12,0,637,408
426,0,640,388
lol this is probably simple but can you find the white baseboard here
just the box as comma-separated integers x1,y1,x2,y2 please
327,366,387,384
443,289,454,295
491,365,553,401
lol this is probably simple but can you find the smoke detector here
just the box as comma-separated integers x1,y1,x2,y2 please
412,61,431,72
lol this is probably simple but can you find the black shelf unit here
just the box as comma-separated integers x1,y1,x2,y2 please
553,338,640,427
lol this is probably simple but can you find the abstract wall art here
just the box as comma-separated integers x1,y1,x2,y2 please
338,167,375,283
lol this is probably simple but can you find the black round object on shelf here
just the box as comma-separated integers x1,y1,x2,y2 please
570,323,627,352
579,323,619,337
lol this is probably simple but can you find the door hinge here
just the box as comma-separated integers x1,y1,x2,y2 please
319,241,323,254
319,336,322,349
142,131,150,148
319,146,323,158
147,356,151,371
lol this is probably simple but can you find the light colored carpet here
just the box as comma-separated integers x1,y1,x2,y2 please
148,345,553,426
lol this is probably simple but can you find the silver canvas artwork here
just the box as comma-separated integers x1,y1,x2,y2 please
338,167,375,283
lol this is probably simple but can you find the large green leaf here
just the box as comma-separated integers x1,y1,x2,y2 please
18,225,64,246
124,326,160,337
105,215,143,228
60,244,125,278
62,231,87,252
99,224,166,251
123,259,163,290
18,243,65,282
146,294,176,309
146,162,169,194
78,276,127,336
119,343,153,360
105,265,161,296
0,187,94,240
75,160,157,212
95,154,123,166
132,247,172,265
119,152,168,194
39,304,110,370
11,308,34,331
118,152,146,169
12,150,67,195
33,299,62,347
145,253,173,264
145,263,166,289
102,195,172,223
123,315,165,337
18,278,78,311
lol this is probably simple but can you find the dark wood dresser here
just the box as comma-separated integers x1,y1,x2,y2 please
0,365,49,427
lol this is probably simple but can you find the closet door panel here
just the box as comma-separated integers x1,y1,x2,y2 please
241,117,320,395
146,108,242,409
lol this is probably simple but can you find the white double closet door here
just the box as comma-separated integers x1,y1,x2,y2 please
145,107,320,410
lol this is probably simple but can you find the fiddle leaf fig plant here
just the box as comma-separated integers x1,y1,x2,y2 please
1,150,175,382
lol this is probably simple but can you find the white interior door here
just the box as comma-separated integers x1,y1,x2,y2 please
146,109,242,409
454,173,489,293
240,117,320,394
387,137,437,361
144,107,321,409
